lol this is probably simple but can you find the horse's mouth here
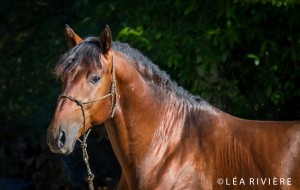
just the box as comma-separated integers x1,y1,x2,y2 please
48,138,77,155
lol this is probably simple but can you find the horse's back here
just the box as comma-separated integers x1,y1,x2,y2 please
127,110,300,190
199,112,300,189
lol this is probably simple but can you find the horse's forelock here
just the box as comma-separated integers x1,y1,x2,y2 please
54,37,101,80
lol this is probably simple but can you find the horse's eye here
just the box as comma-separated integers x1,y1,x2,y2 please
90,75,101,84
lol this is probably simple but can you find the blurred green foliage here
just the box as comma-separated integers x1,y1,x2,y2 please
234,0,298,7
1,0,300,140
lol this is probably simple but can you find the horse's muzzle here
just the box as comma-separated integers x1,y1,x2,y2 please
47,127,76,154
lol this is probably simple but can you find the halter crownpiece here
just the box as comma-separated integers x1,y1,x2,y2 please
109,55,117,117
58,54,116,190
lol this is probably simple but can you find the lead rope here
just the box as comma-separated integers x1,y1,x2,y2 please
59,54,116,190
77,130,94,190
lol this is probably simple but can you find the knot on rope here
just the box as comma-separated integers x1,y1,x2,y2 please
75,100,82,106
86,173,95,182
80,142,87,149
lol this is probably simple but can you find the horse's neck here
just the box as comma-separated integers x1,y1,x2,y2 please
105,52,217,188
104,53,192,185
103,53,161,181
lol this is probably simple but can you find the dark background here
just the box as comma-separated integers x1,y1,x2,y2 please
1,0,300,189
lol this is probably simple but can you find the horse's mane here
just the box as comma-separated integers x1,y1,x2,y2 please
54,37,208,104
112,42,206,103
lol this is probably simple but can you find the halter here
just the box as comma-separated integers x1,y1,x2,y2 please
58,55,116,190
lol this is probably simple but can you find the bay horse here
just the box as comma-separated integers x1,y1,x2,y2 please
47,25,300,190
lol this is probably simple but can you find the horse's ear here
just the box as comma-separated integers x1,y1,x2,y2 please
65,24,82,48
99,25,112,54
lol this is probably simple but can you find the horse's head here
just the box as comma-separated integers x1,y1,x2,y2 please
47,25,115,154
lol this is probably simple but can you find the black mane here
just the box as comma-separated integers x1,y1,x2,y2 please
55,37,206,103
112,42,205,103
55,37,101,80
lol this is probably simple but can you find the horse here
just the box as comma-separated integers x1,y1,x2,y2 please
47,25,300,190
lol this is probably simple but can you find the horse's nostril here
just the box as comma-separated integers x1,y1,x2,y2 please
57,130,66,149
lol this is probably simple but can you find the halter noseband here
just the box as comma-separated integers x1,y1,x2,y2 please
57,55,116,190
